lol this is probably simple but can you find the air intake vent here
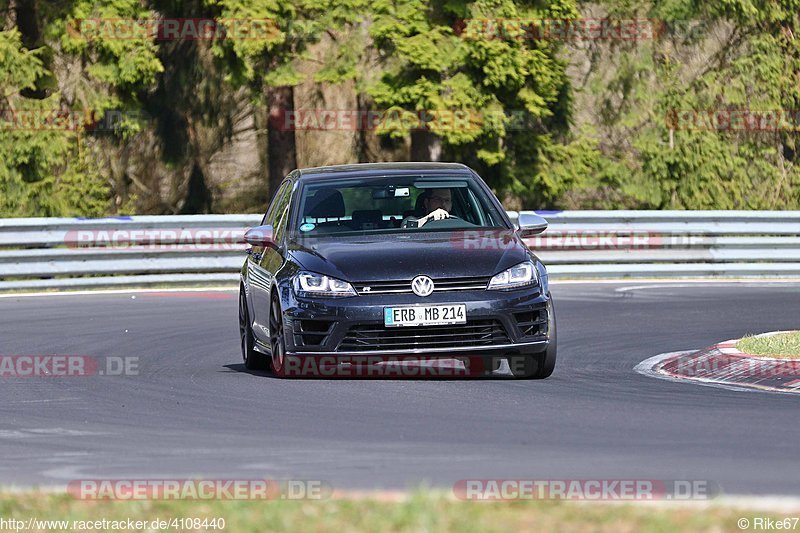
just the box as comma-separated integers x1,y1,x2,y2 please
339,320,509,351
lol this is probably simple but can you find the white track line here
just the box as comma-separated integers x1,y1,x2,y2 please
553,278,800,287
0,287,238,299
615,279,800,292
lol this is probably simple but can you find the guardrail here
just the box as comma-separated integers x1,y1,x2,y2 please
1,211,799,290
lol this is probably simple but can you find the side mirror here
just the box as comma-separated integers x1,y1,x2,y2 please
516,213,548,238
244,225,276,247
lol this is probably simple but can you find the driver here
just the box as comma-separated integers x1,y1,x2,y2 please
406,188,452,228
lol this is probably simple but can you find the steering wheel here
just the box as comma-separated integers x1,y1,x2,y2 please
426,214,461,224
401,216,419,229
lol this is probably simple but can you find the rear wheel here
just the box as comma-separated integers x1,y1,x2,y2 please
240,289,268,370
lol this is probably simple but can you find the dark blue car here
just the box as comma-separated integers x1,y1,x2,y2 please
239,163,556,378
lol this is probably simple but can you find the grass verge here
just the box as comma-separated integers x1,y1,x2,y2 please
0,490,794,532
737,331,800,359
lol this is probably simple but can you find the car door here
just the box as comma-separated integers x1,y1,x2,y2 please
248,180,293,344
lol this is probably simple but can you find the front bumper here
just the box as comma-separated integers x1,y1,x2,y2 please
282,285,552,357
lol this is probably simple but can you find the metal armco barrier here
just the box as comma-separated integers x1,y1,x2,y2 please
1,211,799,290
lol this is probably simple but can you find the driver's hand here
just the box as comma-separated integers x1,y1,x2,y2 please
428,208,450,221
418,208,450,227
418,209,449,228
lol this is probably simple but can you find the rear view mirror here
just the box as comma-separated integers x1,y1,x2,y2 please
372,186,410,199
516,213,548,238
244,225,276,247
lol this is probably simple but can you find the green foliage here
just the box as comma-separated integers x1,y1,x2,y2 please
0,30,44,95
367,0,579,202
0,29,108,217
562,0,800,209
738,331,800,358
207,0,350,87
1,0,164,217
59,0,163,110
3,0,800,216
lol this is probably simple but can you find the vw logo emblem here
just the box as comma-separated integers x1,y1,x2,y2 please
411,275,434,297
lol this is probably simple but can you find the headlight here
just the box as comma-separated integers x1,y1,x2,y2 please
488,261,538,290
293,271,356,297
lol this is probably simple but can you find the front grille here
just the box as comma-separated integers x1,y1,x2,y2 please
514,308,548,337
338,319,510,351
293,319,334,347
353,276,489,295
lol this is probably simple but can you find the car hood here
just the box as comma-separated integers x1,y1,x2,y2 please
288,230,532,282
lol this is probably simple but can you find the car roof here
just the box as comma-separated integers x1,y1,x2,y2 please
294,162,473,182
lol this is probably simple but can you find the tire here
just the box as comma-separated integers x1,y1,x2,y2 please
508,301,557,379
477,355,503,376
532,330,557,379
269,291,289,377
506,354,539,378
240,288,268,371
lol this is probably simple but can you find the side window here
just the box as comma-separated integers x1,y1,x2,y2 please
263,181,290,227
461,188,484,225
270,182,293,243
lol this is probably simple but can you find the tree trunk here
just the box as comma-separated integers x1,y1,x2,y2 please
14,0,47,99
410,129,442,161
179,162,212,214
355,92,372,163
267,85,297,198
3,0,17,31
15,0,39,49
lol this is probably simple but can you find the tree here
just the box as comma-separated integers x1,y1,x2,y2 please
565,0,800,209
207,0,310,196
367,0,578,204
0,28,111,216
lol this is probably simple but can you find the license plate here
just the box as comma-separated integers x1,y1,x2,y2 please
384,304,466,327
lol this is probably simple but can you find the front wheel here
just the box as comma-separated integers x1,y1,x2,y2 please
508,302,557,379
269,292,290,377
507,345,556,379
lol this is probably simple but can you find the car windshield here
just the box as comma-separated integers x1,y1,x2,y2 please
292,175,507,237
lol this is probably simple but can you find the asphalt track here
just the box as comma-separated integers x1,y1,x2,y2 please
1,282,799,496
